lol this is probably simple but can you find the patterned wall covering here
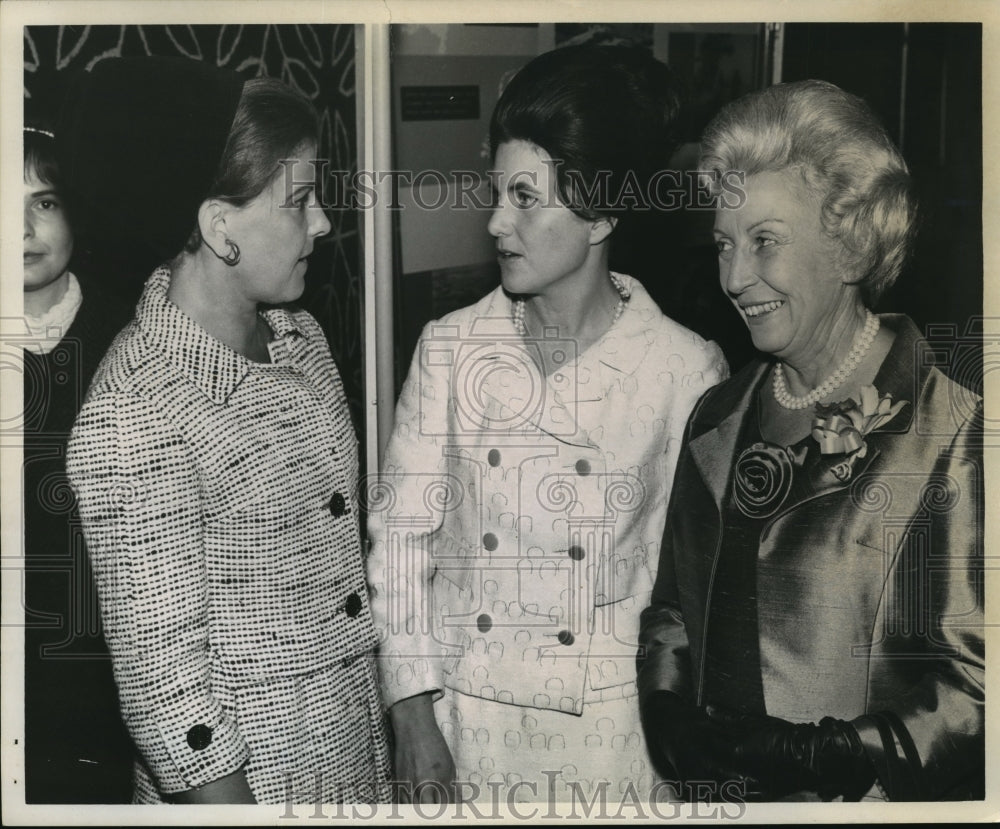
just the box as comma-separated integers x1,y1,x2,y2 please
23,24,364,429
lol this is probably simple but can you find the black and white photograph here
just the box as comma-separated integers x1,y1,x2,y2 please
1,1,995,824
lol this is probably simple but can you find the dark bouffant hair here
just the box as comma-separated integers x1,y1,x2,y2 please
490,44,683,221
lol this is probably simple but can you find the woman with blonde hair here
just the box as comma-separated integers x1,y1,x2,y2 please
639,79,983,802
65,57,391,804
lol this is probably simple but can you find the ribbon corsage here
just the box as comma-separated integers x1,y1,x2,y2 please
811,385,909,455
810,385,909,483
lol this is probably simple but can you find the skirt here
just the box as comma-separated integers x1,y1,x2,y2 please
433,684,658,805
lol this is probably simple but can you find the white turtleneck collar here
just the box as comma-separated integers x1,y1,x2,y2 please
23,272,83,355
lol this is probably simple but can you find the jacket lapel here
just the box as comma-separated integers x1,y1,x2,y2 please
683,314,922,522
775,439,882,520
688,361,768,510
464,295,592,448
585,275,658,396
689,410,748,508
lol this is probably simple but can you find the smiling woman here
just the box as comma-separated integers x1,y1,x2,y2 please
638,80,983,803
712,167,871,395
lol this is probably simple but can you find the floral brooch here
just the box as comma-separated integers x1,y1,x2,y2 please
734,385,909,518
811,385,909,456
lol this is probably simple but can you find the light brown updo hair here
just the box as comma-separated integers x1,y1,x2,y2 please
184,77,320,252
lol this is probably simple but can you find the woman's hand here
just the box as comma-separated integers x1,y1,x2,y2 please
643,691,747,799
170,768,256,803
389,692,457,803
706,706,876,801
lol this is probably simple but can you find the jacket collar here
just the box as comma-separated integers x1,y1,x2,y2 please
477,273,655,375
135,266,307,405
581,274,660,380
866,313,925,432
687,314,927,511
474,274,661,445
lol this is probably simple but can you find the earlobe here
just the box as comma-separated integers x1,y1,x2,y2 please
590,216,617,246
840,264,865,287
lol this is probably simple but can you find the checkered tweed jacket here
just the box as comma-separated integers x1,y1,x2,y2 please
67,268,390,803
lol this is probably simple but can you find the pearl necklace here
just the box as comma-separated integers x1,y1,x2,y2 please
772,310,880,410
512,272,630,336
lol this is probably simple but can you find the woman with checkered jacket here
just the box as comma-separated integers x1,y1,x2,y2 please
64,57,390,805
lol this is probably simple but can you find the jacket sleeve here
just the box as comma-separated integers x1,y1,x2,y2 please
641,334,728,600
637,387,714,709
367,321,457,709
854,402,985,800
67,392,250,794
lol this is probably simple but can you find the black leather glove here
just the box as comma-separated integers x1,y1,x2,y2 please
706,706,877,801
642,691,748,799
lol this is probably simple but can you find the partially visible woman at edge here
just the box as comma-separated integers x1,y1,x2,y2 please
637,79,984,802
369,44,728,804
64,57,391,804
22,121,133,803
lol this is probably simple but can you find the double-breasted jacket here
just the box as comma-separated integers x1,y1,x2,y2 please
369,276,728,720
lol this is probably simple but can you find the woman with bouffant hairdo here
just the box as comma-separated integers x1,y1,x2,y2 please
369,44,728,804
639,79,983,802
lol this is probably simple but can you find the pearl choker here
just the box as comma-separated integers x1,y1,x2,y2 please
772,310,880,410
512,272,630,336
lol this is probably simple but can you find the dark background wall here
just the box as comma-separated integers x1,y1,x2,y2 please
23,23,983,407
23,24,365,422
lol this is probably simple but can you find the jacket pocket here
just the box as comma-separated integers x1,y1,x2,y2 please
594,548,655,606
587,589,650,691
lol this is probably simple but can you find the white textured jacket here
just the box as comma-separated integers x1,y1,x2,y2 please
369,275,728,716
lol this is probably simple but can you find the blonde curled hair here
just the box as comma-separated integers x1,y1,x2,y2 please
699,79,917,304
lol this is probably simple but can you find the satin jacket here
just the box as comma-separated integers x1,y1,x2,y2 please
369,276,728,715
638,314,984,800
